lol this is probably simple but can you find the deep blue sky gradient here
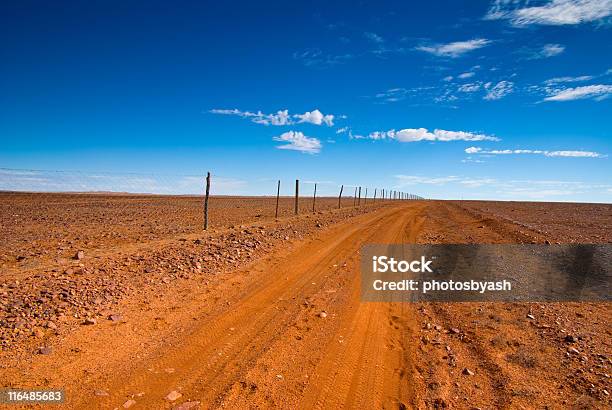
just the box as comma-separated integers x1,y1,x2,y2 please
1,1,611,200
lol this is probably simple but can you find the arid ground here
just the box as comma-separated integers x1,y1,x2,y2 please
0,193,610,409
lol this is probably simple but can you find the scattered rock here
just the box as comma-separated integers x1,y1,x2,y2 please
564,334,577,343
462,368,474,376
75,250,85,260
83,318,96,325
94,389,109,396
318,311,328,318
526,314,535,320
449,328,461,334
108,314,123,322
123,399,136,408
47,321,58,330
568,347,580,354
165,391,182,401
38,346,52,355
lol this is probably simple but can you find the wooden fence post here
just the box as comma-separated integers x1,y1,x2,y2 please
294,179,299,215
312,183,317,212
353,187,357,206
338,185,343,209
364,188,367,205
358,187,361,206
373,188,377,202
275,180,280,218
204,172,211,230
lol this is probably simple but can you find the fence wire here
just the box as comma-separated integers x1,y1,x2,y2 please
0,168,424,254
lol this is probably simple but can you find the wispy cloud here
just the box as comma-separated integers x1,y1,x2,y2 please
293,48,353,68
336,127,349,134
273,131,322,154
466,146,606,157
485,0,612,26
544,75,595,85
415,38,491,58
543,84,612,101
458,72,476,79
529,43,566,59
355,128,500,142
210,108,336,126
394,173,612,200
364,32,384,43
484,80,514,100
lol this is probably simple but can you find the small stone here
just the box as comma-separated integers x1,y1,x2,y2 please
449,328,461,334
568,347,580,354
94,389,109,396
462,368,474,376
123,399,136,408
165,391,182,401
284,236,290,241
83,318,96,325
108,314,122,322
318,311,328,318
47,321,58,330
526,314,535,320
75,250,85,260
38,346,52,355
544,240,551,245
564,334,577,343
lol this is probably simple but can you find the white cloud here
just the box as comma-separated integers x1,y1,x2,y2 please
458,83,482,92
458,72,476,79
465,146,606,157
273,131,322,154
292,48,354,67
295,109,334,126
210,108,336,126
336,127,349,134
443,76,454,81
529,43,566,59
486,0,612,26
484,80,514,100
544,75,595,84
364,32,384,43
543,84,612,101
415,38,491,58
364,128,499,142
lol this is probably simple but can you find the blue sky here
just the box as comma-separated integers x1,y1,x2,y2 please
1,0,611,201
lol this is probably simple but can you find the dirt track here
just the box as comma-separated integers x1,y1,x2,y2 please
1,200,610,409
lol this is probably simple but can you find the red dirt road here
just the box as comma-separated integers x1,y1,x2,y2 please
1,200,610,409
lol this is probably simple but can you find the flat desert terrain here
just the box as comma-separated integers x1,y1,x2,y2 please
0,193,610,409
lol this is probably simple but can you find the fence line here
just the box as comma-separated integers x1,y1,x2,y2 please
0,167,425,230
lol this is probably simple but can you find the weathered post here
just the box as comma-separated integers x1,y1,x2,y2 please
312,183,317,212
358,187,361,206
364,188,368,205
275,180,280,219
353,187,357,206
295,179,299,215
204,172,211,230
338,185,343,209
373,188,377,202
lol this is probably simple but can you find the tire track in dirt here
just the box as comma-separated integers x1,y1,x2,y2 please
301,206,425,409
11,204,424,409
